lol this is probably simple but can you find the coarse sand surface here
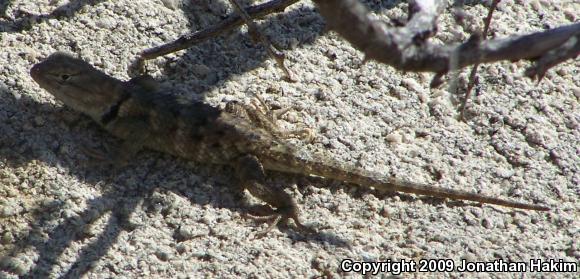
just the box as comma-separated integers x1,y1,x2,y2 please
0,1,578,278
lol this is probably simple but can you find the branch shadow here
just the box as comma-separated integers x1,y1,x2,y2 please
129,0,405,94
147,1,326,93
0,0,109,33
19,188,145,279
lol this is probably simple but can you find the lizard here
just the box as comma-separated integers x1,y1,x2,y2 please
30,52,550,235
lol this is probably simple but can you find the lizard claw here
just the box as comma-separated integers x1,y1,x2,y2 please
245,206,316,237
251,95,316,142
79,145,115,170
225,96,315,142
80,145,109,161
79,145,127,176
286,127,316,143
250,214,283,238
250,95,291,122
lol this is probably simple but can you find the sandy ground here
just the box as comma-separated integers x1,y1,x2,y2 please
0,0,578,278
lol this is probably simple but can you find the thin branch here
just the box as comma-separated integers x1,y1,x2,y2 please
135,0,299,70
525,35,580,81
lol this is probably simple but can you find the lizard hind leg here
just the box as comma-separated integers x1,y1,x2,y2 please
250,95,314,142
225,96,314,142
234,154,313,237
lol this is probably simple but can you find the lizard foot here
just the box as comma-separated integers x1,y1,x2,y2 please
251,95,316,142
248,214,283,238
79,144,129,177
244,206,315,238
236,154,316,237
224,96,314,142
79,145,115,169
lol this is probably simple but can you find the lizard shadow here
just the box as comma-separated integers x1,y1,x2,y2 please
0,87,351,278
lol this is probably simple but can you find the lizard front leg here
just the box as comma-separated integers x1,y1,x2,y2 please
81,139,143,170
234,154,312,236
82,115,151,173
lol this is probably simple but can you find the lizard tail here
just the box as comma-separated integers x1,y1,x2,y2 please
265,154,550,211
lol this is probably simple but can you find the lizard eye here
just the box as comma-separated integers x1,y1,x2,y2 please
60,74,70,81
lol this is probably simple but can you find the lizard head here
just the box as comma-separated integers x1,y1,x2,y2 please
30,52,125,122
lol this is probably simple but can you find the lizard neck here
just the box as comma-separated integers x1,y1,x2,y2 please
81,74,128,124
99,90,132,125
53,69,129,124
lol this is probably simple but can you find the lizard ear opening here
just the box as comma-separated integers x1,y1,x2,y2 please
60,74,70,81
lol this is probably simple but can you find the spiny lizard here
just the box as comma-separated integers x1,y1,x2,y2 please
30,52,549,235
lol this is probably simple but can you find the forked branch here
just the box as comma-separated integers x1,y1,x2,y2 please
314,0,579,83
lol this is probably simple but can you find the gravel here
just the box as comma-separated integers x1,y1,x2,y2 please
1,0,578,277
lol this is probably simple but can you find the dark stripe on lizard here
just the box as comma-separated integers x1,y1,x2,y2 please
100,92,131,125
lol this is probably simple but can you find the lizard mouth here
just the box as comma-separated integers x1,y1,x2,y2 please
30,62,51,89
30,61,60,94
30,63,42,82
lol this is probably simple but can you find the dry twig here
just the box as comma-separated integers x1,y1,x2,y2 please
134,0,299,72
314,0,579,84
